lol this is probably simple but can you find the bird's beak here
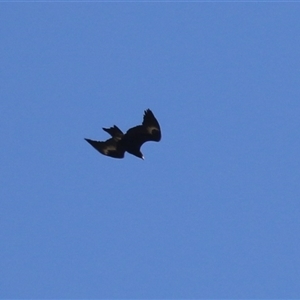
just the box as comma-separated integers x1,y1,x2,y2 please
142,155,145,160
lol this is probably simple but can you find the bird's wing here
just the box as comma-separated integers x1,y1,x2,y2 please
123,109,161,152
141,109,161,142
85,138,125,158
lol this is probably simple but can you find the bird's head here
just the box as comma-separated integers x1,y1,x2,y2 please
129,150,144,160
137,152,145,160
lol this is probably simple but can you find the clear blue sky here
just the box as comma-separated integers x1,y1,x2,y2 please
1,2,300,298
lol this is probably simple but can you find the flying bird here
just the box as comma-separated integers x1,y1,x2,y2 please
85,109,161,160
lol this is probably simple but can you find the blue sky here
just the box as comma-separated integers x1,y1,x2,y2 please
1,2,300,298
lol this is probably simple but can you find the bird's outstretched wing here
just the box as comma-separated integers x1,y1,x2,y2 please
121,109,161,158
84,138,125,159
125,109,161,144
141,109,161,142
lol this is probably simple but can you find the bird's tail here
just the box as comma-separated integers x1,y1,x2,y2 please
102,125,124,140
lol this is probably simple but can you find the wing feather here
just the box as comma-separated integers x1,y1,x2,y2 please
85,138,125,158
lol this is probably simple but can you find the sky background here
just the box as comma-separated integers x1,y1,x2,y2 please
1,2,300,299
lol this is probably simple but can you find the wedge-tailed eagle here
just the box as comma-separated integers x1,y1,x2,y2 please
85,109,161,160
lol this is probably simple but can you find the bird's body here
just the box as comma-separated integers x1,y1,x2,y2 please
85,109,161,160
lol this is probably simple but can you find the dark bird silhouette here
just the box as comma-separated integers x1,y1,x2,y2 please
85,109,161,160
